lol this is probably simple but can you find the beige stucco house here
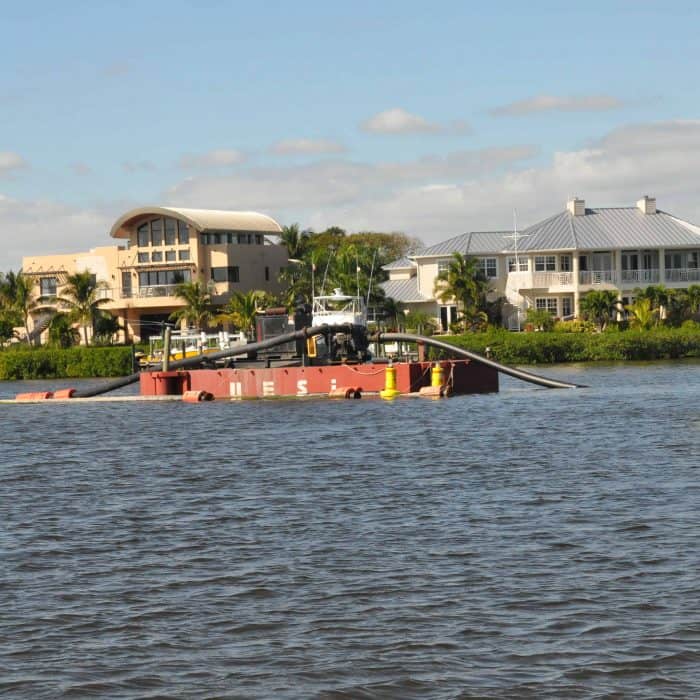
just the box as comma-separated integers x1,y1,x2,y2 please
382,196,700,331
21,206,288,343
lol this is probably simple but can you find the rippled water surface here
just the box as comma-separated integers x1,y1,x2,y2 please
2,362,700,698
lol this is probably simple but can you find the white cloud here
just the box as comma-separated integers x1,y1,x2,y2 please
491,94,625,116
0,152,28,177
165,120,700,242
178,149,246,169
361,108,442,134
3,120,699,273
0,195,115,272
270,138,346,156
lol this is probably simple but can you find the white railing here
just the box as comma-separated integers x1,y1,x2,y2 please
531,271,573,287
664,268,700,283
579,270,616,285
621,269,660,284
121,285,182,299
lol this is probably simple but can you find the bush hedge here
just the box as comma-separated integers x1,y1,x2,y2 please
0,346,138,380
436,327,700,364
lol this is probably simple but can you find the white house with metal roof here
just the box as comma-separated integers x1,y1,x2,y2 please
382,196,700,330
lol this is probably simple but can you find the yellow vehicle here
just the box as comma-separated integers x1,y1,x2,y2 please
138,329,247,368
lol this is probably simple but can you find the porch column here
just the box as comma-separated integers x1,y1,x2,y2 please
614,250,623,320
573,253,581,317
658,247,665,284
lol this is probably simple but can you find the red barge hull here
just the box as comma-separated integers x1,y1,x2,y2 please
140,360,498,399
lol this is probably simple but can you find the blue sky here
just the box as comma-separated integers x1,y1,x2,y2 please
2,0,700,268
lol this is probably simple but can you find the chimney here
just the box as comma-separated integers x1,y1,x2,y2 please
567,197,586,216
637,195,656,215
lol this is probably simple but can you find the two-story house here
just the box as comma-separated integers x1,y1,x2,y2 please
382,196,700,330
21,206,288,343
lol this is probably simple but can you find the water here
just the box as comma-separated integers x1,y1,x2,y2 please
1,362,699,698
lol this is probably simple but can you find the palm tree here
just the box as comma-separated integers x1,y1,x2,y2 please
216,290,265,339
579,290,621,331
433,252,489,325
626,297,658,330
685,285,700,314
280,223,310,260
634,284,671,319
169,279,215,331
381,297,404,330
55,271,111,346
0,271,44,345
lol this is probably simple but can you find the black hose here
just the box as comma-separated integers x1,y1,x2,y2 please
73,324,583,398
375,332,585,389
73,325,350,398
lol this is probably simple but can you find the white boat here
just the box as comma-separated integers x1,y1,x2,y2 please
311,288,367,327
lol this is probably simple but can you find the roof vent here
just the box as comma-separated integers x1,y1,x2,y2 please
567,197,586,216
637,195,656,215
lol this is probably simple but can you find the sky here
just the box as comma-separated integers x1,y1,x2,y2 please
1,0,699,270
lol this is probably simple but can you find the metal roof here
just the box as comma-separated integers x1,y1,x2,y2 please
382,256,416,270
110,206,283,239
516,207,700,252
414,231,511,257
380,277,429,303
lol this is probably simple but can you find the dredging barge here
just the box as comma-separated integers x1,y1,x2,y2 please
14,290,582,402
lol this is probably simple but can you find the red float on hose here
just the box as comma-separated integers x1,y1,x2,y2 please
15,391,54,401
182,390,214,403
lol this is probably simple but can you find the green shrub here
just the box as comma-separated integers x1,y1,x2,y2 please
0,345,137,380
434,326,700,364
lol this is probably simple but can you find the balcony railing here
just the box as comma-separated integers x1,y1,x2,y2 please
664,268,700,283
531,271,574,287
579,270,616,285
121,284,182,299
621,269,660,284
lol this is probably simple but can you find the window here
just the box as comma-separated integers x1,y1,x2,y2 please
200,233,209,245
507,257,528,272
560,255,571,272
665,253,682,269
689,252,699,269
255,234,262,245
535,255,556,272
437,259,451,274
137,223,150,247
151,219,163,246
151,251,163,262
265,266,270,281
121,271,132,293
40,277,57,297
137,252,149,263
178,221,189,244
165,250,176,262
211,266,240,283
164,218,177,245
561,297,572,317
535,297,558,315
139,268,191,287
213,233,222,245
478,257,497,278
226,232,235,244
178,249,190,261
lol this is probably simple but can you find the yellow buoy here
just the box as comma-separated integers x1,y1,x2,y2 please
379,362,401,400
430,362,444,388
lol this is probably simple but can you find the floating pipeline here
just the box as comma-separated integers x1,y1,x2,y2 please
13,325,584,401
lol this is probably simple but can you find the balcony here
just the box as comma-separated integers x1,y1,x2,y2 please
531,271,574,288
121,284,182,299
664,268,700,283
579,270,616,285
621,269,660,285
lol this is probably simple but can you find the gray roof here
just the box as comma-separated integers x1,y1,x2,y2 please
414,231,512,257
380,277,429,303
517,207,700,252
382,256,416,270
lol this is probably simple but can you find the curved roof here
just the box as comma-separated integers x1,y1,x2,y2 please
110,206,283,239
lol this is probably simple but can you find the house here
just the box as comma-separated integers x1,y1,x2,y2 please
381,196,700,330
21,206,289,343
